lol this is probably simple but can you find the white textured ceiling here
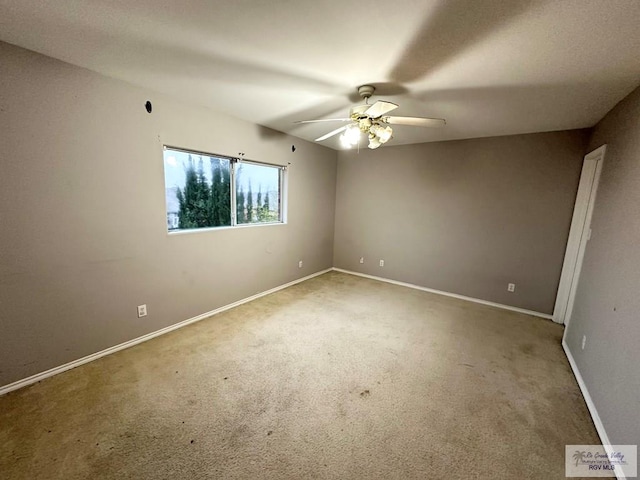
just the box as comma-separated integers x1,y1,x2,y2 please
1,0,639,150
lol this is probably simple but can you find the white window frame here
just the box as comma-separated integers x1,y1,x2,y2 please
163,145,287,233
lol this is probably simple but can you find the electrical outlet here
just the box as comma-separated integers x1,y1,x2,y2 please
298,260,303,268
507,283,516,292
379,260,384,267
359,257,364,264
137,304,147,318
582,335,586,350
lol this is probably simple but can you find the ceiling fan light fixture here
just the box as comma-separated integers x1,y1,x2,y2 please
358,118,372,131
368,135,382,149
370,124,393,144
340,124,361,148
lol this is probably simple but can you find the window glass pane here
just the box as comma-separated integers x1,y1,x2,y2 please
163,148,231,231
235,162,281,224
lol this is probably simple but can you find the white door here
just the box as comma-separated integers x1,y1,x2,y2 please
553,145,606,325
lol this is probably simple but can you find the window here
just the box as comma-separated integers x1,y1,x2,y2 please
163,146,284,232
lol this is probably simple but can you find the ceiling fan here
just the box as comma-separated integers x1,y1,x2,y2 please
295,85,446,149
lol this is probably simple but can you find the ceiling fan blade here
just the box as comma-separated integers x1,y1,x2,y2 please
364,100,398,118
294,118,351,124
384,116,446,127
315,125,349,142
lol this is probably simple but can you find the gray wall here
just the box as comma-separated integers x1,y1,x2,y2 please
0,42,337,387
334,131,589,314
564,85,640,446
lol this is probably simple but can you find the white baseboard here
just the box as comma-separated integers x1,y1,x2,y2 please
332,268,553,320
0,268,333,397
562,339,626,479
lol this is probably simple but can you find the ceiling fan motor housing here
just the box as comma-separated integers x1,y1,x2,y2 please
350,104,371,118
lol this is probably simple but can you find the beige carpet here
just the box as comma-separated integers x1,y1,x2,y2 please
0,271,600,479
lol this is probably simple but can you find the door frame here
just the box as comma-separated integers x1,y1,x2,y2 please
553,144,606,326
